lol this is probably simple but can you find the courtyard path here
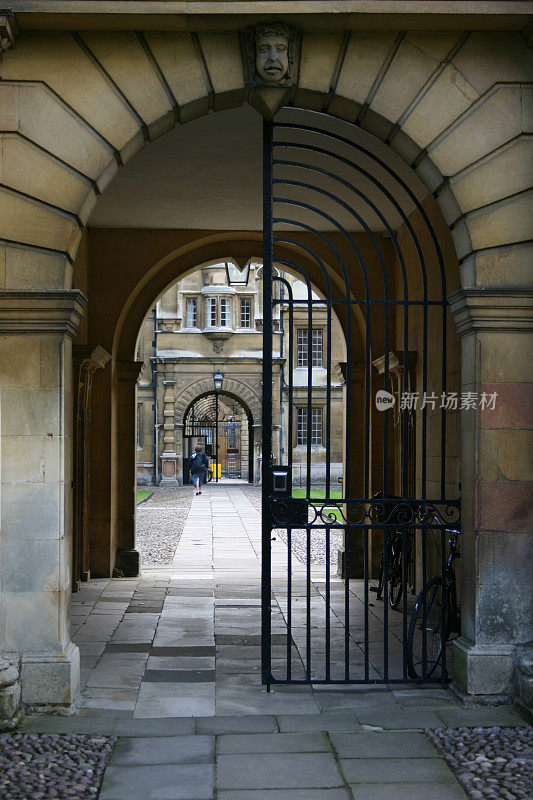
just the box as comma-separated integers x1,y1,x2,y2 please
21,485,527,800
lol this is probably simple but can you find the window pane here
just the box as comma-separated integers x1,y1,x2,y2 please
220,298,230,327
297,329,323,367
311,407,322,445
297,407,306,445
207,297,217,327
240,298,251,328
312,329,323,367
186,298,197,327
297,329,308,367
296,407,322,446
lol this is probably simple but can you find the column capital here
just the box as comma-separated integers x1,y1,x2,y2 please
336,361,366,385
0,10,18,59
0,289,87,337
448,288,533,337
73,345,111,372
372,351,417,376
116,360,144,383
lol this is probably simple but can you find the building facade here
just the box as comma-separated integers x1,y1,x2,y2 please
136,261,345,486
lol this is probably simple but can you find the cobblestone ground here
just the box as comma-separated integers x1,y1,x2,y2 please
241,484,343,565
136,486,193,565
0,733,116,800
427,726,532,800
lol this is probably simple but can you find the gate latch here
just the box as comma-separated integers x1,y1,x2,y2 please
271,465,291,496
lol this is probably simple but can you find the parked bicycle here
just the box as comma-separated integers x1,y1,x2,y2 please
371,493,414,610
406,524,461,679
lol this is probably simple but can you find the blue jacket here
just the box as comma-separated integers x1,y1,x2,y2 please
189,452,209,474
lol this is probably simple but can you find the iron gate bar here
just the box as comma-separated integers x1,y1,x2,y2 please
262,111,459,687
274,240,333,501
275,119,450,499
261,118,273,690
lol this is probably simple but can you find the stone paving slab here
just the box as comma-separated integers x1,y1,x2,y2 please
435,706,527,727
216,732,330,754
99,764,214,800
339,756,457,783
216,752,344,790
197,715,277,734
113,718,196,737
348,783,468,800
110,735,214,765
356,708,444,729
276,713,361,732
329,730,438,758
217,791,351,800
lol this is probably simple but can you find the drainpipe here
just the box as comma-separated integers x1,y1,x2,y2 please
279,274,285,462
152,307,158,484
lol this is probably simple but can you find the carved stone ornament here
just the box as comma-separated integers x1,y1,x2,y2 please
242,22,300,119
0,10,18,59
213,340,224,354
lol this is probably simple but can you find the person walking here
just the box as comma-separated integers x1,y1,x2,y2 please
188,444,210,495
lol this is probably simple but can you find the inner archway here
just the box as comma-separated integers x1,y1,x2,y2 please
79,104,462,690
183,393,254,484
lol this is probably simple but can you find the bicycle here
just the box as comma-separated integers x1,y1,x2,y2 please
406,525,461,679
372,493,414,610
205,468,213,483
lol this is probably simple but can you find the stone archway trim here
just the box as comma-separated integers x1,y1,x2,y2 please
175,376,262,425
1,29,532,290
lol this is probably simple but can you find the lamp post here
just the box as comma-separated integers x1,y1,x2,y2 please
213,370,223,483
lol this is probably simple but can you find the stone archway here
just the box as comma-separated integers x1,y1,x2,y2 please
0,17,531,710
180,387,259,485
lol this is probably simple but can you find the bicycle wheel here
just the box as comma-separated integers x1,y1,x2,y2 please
205,469,213,483
407,577,450,678
375,551,384,599
388,553,403,610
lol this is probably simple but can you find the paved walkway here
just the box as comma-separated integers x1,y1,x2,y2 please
23,485,526,800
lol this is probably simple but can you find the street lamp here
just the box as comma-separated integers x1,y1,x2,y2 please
213,370,223,482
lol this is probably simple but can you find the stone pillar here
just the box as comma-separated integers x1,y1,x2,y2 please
175,422,184,485
252,424,262,484
115,360,143,577
336,362,366,578
72,345,110,590
449,288,533,699
160,378,179,484
0,289,86,710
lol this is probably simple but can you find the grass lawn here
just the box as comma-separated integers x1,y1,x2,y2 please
292,487,344,522
292,488,343,500
136,490,151,503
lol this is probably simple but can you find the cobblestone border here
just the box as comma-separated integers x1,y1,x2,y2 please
426,726,532,800
0,733,116,800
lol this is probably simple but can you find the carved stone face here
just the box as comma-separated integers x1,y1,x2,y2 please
255,31,289,84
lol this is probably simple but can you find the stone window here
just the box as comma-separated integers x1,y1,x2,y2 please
220,298,230,328
207,297,217,327
297,407,322,446
240,298,251,328
297,328,323,367
186,297,197,328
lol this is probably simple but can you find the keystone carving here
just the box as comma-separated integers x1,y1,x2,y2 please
0,10,18,59
242,22,300,119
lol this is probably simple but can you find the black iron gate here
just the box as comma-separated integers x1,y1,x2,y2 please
222,417,242,478
261,110,460,687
